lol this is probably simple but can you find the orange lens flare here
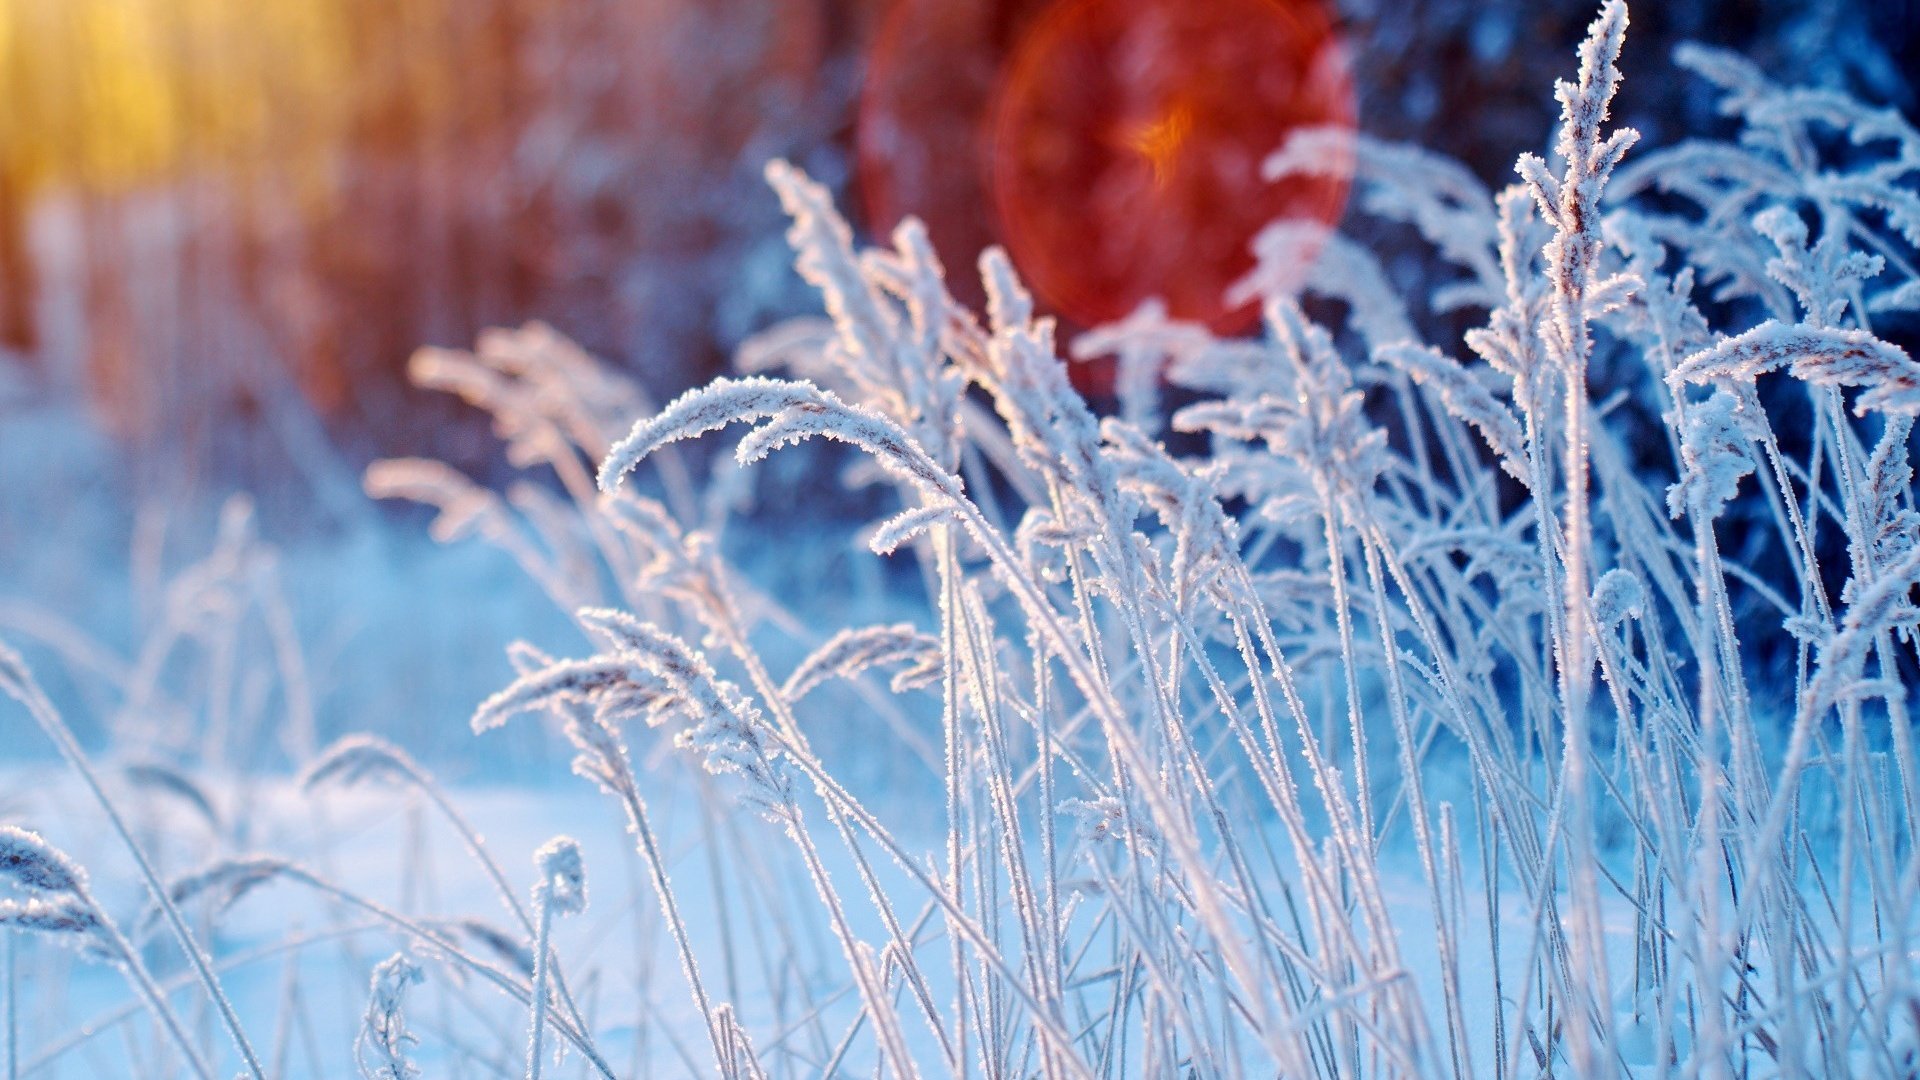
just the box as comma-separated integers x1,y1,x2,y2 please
1117,98,1194,193
991,0,1355,335
859,0,1355,362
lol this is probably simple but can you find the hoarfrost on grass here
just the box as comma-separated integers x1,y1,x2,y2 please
7,2,1920,1077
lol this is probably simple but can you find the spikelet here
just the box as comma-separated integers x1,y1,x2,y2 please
1100,419,1243,602
763,162,901,386
1516,0,1638,378
302,734,421,791
682,698,795,823
1264,125,1501,297
1862,417,1920,571
1377,342,1527,480
576,612,712,695
473,321,649,456
1463,189,1553,411
151,857,289,932
122,761,222,833
977,246,1143,544
782,624,943,702
1671,322,1920,415
0,826,87,896
0,895,106,944
1806,545,1920,713
1591,568,1647,629
600,377,966,514
471,654,671,735
862,218,970,443
357,952,425,1080
1753,205,1884,327
1668,388,1759,519
439,916,534,975
407,346,572,471
867,503,960,557
363,458,504,543
1232,224,1423,346
1070,299,1213,429
1174,300,1388,502
533,836,587,916
598,376,816,490
577,611,796,820
478,636,653,797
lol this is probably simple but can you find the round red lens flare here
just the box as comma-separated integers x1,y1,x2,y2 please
858,0,1053,313
990,0,1355,335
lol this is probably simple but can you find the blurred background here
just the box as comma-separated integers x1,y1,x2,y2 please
1,0,1914,498
0,0,1915,765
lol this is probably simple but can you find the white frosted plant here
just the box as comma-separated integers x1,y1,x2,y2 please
357,952,425,1080
388,4,1920,1071
526,836,585,1080
0,826,217,1079
10,0,1920,1076
0,645,267,1079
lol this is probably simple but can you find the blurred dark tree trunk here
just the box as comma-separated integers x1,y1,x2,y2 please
0,2,35,354
0,172,34,353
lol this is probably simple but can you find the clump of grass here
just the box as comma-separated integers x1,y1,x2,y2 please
0,825,218,1079
8,1,1920,1075
382,3,1920,1073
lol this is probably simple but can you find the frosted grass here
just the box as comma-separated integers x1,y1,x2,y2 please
6,2,1920,1076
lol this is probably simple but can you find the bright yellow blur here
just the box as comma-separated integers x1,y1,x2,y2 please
0,0,364,197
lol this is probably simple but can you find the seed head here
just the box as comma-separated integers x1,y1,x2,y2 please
534,836,587,916
0,826,87,896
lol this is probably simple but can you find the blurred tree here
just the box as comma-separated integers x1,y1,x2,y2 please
0,0,1908,521
0,0,843,520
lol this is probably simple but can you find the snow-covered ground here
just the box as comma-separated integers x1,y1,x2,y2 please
7,765,1707,1079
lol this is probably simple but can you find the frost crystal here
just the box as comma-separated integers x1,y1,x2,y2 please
534,836,587,916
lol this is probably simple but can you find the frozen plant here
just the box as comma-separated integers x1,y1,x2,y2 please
357,2,1920,1071
5,0,1920,1076
526,836,585,1080
0,826,215,1079
0,644,267,1078
357,952,425,1080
